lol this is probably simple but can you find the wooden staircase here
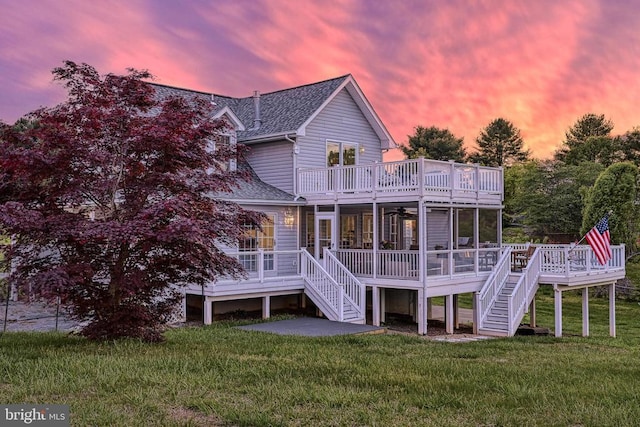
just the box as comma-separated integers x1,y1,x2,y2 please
478,275,520,335
477,247,541,337
300,249,366,324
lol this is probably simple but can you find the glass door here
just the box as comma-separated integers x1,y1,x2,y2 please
315,213,336,259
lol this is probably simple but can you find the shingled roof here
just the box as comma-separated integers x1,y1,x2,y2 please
211,75,350,141
150,74,395,148
218,162,303,205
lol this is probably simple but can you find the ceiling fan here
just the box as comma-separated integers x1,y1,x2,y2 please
384,207,417,219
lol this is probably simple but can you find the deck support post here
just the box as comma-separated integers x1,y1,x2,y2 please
380,288,386,324
472,293,478,334
300,293,306,309
582,288,589,337
529,298,536,327
609,283,616,338
445,294,454,334
203,297,213,325
262,296,271,319
554,285,562,337
410,291,416,322
453,294,459,329
417,289,426,335
372,286,380,326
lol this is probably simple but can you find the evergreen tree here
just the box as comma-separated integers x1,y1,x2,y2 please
401,125,466,162
469,118,529,167
555,113,617,165
617,127,640,166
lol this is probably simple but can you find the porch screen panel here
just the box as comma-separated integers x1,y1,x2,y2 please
479,209,499,245
426,209,450,250
456,208,475,249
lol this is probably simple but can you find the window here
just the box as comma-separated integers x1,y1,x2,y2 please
340,215,356,248
208,134,237,172
239,214,275,272
327,141,358,167
388,215,398,249
404,219,417,249
362,213,373,249
306,212,315,249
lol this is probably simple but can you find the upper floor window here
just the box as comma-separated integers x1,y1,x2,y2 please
207,133,237,172
327,141,358,167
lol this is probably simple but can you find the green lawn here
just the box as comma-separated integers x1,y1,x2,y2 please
1,293,640,426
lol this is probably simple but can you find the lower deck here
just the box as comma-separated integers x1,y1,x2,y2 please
185,244,625,335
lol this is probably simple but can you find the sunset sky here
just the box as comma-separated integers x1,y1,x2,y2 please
1,0,639,160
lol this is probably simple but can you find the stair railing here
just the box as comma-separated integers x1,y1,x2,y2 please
300,249,343,321
475,246,512,328
324,248,365,320
506,248,542,335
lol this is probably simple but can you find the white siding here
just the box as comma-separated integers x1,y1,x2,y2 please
246,140,294,194
297,89,383,170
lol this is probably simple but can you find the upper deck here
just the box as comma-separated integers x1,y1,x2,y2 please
297,158,503,205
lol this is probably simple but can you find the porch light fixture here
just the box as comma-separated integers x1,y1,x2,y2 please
284,208,295,227
359,146,365,154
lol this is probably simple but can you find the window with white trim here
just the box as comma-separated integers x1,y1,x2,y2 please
239,214,275,272
327,141,358,167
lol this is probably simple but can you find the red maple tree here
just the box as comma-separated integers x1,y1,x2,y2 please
0,61,263,341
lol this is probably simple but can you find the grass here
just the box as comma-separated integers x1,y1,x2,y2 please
1,295,640,426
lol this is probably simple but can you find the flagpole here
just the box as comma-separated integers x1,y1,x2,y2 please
567,235,587,254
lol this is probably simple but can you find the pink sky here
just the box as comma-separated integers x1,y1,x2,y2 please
1,0,639,160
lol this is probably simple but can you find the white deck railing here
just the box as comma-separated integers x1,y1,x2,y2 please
507,248,541,335
217,249,301,283
300,250,344,321
297,158,503,200
217,244,624,287
476,247,512,327
504,244,626,277
324,248,365,318
335,248,500,279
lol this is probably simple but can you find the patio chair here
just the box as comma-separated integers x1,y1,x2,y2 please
513,245,535,269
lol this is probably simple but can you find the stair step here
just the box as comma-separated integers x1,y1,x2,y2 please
482,320,509,331
486,314,507,323
478,327,510,337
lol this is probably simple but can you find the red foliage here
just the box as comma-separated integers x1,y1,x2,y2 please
0,61,264,341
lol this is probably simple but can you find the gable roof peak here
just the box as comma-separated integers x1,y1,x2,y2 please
249,74,352,99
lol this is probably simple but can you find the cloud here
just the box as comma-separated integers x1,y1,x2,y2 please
1,0,639,159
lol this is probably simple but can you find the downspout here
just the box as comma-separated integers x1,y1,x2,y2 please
285,134,301,252
285,134,298,196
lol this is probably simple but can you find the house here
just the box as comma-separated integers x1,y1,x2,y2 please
153,75,626,337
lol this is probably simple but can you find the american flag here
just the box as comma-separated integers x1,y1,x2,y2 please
585,214,612,265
